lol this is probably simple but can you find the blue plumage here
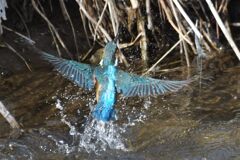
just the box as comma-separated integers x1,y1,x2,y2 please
41,52,95,90
92,66,117,121
41,41,190,122
115,70,190,97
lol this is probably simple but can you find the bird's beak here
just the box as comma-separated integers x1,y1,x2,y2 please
113,31,119,43
113,24,122,43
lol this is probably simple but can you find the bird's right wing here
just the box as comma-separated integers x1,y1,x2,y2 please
42,52,95,90
115,69,190,97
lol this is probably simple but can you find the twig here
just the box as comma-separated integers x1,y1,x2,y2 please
117,49,130,67
82,1,108,61
172,0,202,39
206,0,240,61
34,0,63,57
198,0,210,23
158,0,193,45
4,42,32,72
59,0,80,59
118,32,142,49
32,0,72,58
195,22,206,89
49,0,53,12
2,25,35,45
137,9,148,64
157,0,166,21
11,5,31,38
142,30,191,76
130,0,139,9
107,0,119,36
79,10,91,47
93,1,108,42
231,23,240,27
201,27,219,51
170,1,190,67
35,0,63,57
0,101,20,129
76,0,112,41
146,0,153,30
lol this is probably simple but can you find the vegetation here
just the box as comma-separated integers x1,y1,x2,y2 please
0,0,239,136
1,1,239,71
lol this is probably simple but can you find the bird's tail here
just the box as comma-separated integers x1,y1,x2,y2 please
92,102,116,122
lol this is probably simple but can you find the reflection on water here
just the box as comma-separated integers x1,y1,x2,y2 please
0,66,240,159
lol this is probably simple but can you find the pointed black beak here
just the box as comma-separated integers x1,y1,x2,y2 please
113,24,122,43
113,33,119,43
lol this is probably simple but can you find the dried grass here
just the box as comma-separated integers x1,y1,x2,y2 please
2,0,239,70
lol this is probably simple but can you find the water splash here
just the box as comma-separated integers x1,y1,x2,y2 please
55,99,78,137
78,118,127,153
53,99,127,154
122,98,151,127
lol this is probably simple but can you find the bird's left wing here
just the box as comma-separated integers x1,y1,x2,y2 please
42,52,95,90
115,69,190,97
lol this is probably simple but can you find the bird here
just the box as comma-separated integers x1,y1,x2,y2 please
41,41,190,122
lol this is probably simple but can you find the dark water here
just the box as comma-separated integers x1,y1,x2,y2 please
0,65,240,160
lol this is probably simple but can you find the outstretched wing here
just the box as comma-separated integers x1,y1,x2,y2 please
42,52,95,90
115,70,190,97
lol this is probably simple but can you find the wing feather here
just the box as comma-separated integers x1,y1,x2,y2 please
42,52,95,90
116,69,190,97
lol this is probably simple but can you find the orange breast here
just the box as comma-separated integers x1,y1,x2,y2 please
95,82,101,102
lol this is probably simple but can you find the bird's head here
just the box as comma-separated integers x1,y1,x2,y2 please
100,41,117,66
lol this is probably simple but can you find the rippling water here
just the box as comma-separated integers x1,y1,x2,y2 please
0,66,240,159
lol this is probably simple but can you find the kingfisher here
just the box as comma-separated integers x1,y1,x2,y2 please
41,41,190,122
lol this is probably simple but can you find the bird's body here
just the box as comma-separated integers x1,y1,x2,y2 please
93,65,117,121
42,42,190,122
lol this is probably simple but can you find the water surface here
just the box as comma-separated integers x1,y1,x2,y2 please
0,65,239,160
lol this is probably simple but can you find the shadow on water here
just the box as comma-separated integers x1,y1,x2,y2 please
0,64,240,159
